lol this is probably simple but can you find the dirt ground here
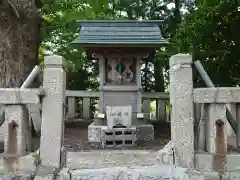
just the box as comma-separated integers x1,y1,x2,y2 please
63,120,240,152
64,120,171,152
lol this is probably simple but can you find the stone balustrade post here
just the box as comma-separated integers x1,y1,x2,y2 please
40,55,66,168
143,99,150,120
67,97,76,119
4,105,31,156
157,99,166,121
83,97,91,119
169,54,194,168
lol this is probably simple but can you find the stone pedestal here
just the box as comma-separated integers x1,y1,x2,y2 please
136,124,154,142
88,122,107,143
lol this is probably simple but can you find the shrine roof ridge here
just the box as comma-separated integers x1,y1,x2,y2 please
76,20,164,26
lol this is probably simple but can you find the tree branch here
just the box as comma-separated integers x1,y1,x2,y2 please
6,0,20,19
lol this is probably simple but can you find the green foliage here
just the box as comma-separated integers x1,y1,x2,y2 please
39,0,173,92
40,0,112,90
39,0,240,93
173,0,240,86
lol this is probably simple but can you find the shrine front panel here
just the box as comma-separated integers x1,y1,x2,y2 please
103,91,138,115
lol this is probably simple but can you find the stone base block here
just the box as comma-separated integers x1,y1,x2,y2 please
136,124,154,142
156,141,174,165
88,122,107,143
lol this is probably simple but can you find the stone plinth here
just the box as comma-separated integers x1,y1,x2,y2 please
136,124,154,142
88,122,107,143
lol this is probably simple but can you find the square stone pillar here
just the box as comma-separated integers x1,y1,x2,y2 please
4,105,31,156
40,55,66,168
169,54,194,168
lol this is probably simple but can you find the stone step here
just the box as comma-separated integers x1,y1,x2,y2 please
61,165,204,180
67,150,160,169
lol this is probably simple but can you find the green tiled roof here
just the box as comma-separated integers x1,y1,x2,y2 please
72,20,168,47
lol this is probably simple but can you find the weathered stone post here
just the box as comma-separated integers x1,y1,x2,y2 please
40,55,66,167
169,54,194,168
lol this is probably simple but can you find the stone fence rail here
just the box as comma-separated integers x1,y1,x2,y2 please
65,90,171,121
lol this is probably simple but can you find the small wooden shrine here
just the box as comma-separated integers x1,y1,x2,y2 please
73,20,167,147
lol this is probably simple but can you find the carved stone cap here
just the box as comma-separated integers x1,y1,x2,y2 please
44,55,66,68
169,53,192,67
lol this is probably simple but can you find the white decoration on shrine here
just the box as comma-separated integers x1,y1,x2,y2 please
107,57,121,83
106,105,132,129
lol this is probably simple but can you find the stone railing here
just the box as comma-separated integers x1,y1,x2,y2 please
166,53,240,171
0,55,66,170
65,90,170,121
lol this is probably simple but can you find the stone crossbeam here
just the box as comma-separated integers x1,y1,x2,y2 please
194,87,240,103
66,90,169,99
0,88,43,104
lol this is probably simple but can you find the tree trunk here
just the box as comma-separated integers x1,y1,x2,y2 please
0,0,41,88
174,0,181,24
